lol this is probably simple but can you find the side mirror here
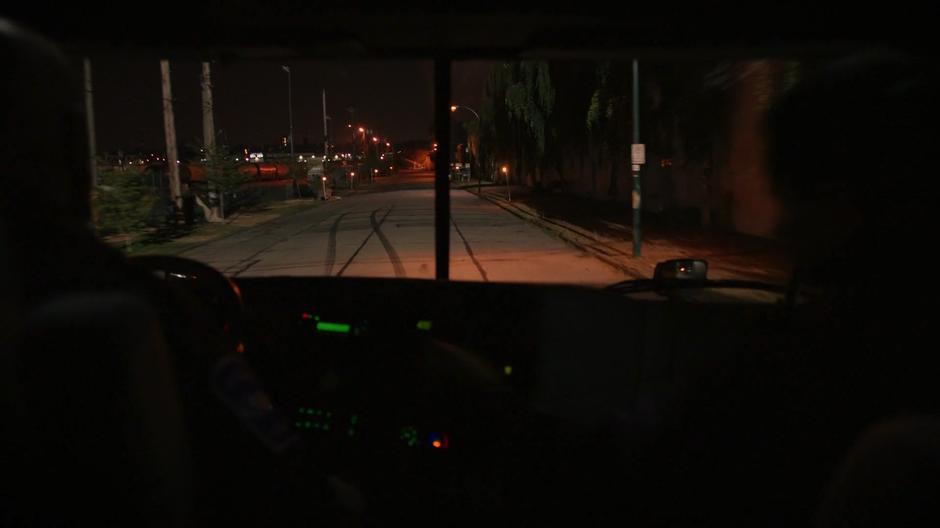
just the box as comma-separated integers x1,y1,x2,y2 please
653,259,708,281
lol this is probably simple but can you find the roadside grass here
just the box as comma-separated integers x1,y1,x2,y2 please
104,196,318,256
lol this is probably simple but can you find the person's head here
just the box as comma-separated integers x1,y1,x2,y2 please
767,52,935,290
818,415,940,528
0,18,92,230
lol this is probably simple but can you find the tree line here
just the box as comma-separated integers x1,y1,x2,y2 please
468,59,802,231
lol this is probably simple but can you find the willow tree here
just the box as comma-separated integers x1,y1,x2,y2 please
586,61,632,198
504,61,555,187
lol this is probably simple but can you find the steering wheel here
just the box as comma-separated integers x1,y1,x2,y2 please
125,256,349,522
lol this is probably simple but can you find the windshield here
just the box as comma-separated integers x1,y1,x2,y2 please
88,57,798,286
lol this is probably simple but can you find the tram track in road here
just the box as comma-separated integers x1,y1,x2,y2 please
336,206,394,277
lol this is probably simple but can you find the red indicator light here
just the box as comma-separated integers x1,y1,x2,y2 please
301,313,313,320
428,432,449,450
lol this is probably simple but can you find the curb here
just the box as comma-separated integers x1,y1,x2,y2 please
472,189,647,279
154,199,327,257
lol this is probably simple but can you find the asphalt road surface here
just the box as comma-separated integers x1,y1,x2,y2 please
180,171,628,286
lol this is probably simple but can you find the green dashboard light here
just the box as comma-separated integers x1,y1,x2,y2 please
348,414,359,437
504,365,513,376
316,321,351,334
296,406,336,432
417,320,432,331
400,426,419,447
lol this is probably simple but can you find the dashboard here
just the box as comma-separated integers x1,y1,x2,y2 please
232,277,653,521
137,257,789,523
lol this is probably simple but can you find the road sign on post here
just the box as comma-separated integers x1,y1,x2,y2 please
631,59,642,257
631,143,645,214
631,144,646,166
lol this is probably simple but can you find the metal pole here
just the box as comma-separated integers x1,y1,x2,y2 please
284,67,294,160
82,58,98,187
632,59,642,257
322,89,329,157
434,59,451,280
348,107,355,160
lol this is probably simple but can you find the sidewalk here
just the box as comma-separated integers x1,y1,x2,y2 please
118,198,323,256
473,186,793,283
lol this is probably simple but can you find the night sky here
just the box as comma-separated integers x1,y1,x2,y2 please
82,56,494,154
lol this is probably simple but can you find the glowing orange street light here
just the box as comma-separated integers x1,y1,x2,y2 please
450,105,457,112
372,137,379,143
358,127,365,133
500,165,508,174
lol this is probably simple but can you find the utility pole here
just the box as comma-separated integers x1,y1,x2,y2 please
82,58,98,186
201,62,216,150
160,60,182,212
322,89,329,158
631,59,643,257
200,61,222,221
347,107,356,158
282,66,294,160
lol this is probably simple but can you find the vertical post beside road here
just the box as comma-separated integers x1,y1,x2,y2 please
201,62,221,220
160,60,182,212
434,59,451,280
631,59,643,257
283,66,294,161
82,58,98,187
322,89,329,157
201,62,216,150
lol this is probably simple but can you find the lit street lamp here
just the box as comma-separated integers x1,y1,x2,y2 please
451,104,482,194
501,164,511,202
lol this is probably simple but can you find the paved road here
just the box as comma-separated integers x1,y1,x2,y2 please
180,171,629,286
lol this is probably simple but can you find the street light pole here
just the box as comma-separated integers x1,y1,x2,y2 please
322,89,329,158
451,105,481,195
282,66,294,160
631,59,642,257
347,107,355,159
